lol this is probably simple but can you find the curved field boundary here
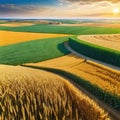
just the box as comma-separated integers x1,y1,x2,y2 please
25,53,120,97
64,42,120,71
69,36,120,67
0,30,70,46
0,37,70,65
22,65,120,120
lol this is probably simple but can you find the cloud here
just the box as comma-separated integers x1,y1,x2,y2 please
0,4,49,15
0,1,120,18
61,0,120,4
0,4,59,18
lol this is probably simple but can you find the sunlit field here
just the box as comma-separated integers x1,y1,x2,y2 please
0,30,69,46
79,34,120,51
0,19,120,119
0,22,35,27
1,0,120,119
0,65,109,120
26,53,120,97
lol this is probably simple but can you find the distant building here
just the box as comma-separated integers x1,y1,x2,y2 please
49,22,62,25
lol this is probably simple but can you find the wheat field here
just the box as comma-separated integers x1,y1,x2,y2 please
0,23,35,27
59,23,120,28
78,34,120,51
0,65,110,120
0,30,69,46
27,54,120,97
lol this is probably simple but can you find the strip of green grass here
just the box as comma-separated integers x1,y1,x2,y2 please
1,24,120,35
22,65,120,111
69,36,120,67
0,37,70,65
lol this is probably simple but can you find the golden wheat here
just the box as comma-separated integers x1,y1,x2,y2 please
27,54,120,97
0,30,69,46
78,34,120,51
0,22,34,27
59,23,120,28
0,65,110,120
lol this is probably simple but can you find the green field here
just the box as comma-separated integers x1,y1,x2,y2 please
1,21,120,119
69,36,120,67
1,24,120,35
1,24,120,65
0,37,70,65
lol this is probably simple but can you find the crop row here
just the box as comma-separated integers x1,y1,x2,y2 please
24,65,120,111
69,36,120,67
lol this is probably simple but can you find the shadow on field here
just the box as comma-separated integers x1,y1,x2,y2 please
57,42,70,55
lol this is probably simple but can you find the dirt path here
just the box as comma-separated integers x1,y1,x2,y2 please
64,42,120,71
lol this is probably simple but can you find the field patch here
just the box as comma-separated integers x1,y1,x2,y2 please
0,37,70,65
0,64,109,119
69,36,120,67
26,54,120,110
78,34,120,51
0,30,69,46
1,24,120,35
26,54,120,97
59,23,120,28
0,22,35,27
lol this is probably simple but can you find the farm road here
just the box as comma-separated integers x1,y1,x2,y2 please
64,42,120,71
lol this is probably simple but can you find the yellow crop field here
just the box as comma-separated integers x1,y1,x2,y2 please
27,54,120,97
0,30,69,46
0,65,109,120
59,23,120,28
0,22,34,27
78,34,120,51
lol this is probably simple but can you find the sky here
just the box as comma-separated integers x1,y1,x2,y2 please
0,0,120,18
